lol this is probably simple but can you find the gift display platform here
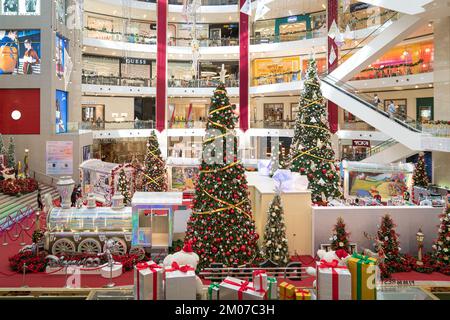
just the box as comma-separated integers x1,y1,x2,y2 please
2,233,450,290
312,206,443,256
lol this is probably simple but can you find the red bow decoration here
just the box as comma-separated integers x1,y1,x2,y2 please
136,262,162,271
223,278,255,300
318,259,347,269
166,261,194,273
183,241,193,253
335,249,349,260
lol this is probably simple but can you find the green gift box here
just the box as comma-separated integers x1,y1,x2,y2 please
208,283,220,300
266,277,278,300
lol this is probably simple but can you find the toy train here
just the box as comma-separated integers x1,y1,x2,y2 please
43,191,192,258
44,206,147,258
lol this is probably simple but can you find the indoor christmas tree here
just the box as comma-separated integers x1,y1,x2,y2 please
376,214,409,278
117,169,131,205
184,84,259,270
288,58,342,204
433,205,450,271
141,132,168,192
7,137,16,169
412,152,429,188
269,141,282,177
263,193,289,265
330,217,351,253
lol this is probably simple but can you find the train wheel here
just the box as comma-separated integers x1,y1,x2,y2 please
105,237,127,256
52,238,76,255
78,238,102,254
129,247,146,261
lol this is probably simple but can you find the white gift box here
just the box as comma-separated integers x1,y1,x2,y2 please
316,261,352,300
165,263,197,300
134,261,164,300
258,160,271,176
252,270,268,292
219,277,265,300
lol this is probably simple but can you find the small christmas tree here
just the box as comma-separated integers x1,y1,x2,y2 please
433,205,450,270
184,84,259,270
7,137,16,169
117,169,131,205
330,217,351,253
269,141,281,177
288,58,342,204
142,132,168,192
376,214,409,278
412,152,429,188
263,194,289,265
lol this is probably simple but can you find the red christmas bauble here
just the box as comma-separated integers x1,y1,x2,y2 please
240,245,246,252
300,168,305,173
322,169,327,174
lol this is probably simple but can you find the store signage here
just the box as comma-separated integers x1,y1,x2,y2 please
352,140,371,147
287,16,298,23
350,2,372,12
120,58,151,65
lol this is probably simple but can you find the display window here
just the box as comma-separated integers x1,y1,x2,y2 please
252,56,301,86
93,138,148,163
301,57,326,75
275,15,311,42
1,0,40,15
168,103,208,129
416,97,434,122
353,41,434,80
82,104,105,129
252,19,275,43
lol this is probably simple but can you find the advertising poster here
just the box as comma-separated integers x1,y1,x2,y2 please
0,29,41,75
56,90,68,134
170,166,198,191
46,141,73,175
55,34,67,79
1,0,40,15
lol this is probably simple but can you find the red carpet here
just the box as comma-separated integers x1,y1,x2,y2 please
0,214,449,289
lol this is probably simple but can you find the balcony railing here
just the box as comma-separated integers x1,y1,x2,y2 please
69,120,156,132
82,73,154,87
250,120,295,130
137,0,238,4
168,78,239,88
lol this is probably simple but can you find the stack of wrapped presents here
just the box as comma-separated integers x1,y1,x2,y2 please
133,252,379,300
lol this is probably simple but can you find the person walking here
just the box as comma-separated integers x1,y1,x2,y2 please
373,94,381,106
37,188,43,212
387,100,396,118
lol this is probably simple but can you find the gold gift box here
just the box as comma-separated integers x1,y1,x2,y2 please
348,254,378,300
279,282,296,300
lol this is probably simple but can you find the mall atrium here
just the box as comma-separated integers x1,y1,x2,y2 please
0,0,449,301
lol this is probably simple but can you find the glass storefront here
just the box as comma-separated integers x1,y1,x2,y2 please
252,56,301,86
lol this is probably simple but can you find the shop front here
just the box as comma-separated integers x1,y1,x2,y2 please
93,137,148,164
252,56,301,86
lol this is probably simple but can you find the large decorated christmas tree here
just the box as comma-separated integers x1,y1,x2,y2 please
433,205,450,271
288,58,342,204
263,193,289,265
141,132,168,192
184,84,259,270
412,152,429,188
330,217,351,253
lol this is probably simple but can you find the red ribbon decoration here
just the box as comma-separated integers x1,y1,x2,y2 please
183,241,193,253
223,279,255,300
252,270,266,292
136,262,162,300
318,259,347,300
165,261,195,274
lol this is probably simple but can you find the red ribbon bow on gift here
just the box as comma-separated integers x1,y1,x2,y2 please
166,261,195,273
136,262,162,271
295,288,310,300
136,262,162,301
223,279,255,300
318,259,347,269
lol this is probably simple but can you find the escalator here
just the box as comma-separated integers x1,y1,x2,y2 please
321,74,450,152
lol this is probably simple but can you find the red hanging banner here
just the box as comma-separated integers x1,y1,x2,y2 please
327,0,339,134
239,0,249,132
156,0,168,132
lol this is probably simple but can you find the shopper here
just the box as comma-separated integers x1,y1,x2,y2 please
388,100,396,118
37,187,43,212
373,94,381,106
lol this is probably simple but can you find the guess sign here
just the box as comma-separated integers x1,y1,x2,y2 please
352,140,371,147
120,58,151,65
